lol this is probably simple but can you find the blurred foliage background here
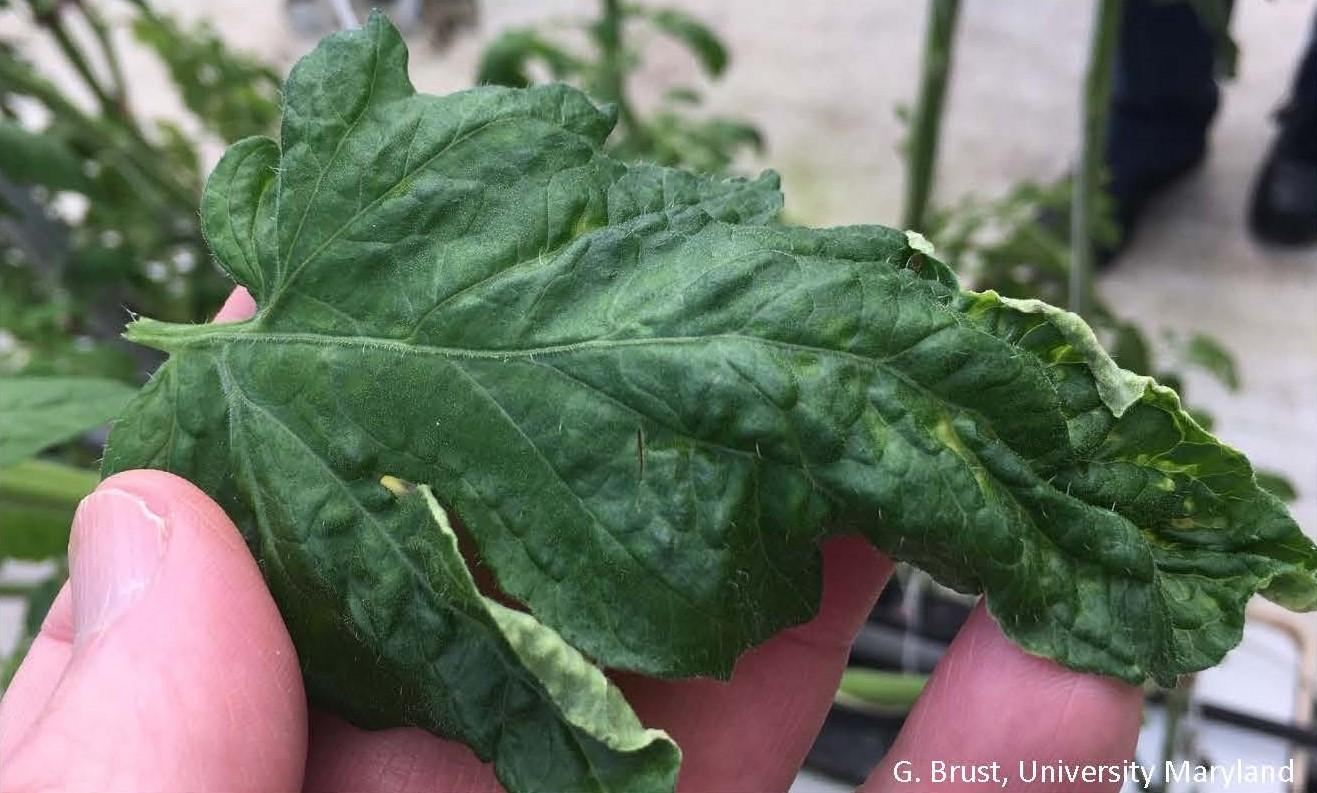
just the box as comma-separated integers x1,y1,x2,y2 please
0,0,286,683
0,0,279,384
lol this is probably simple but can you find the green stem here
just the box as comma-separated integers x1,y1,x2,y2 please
123,315,247,352
72,0,132,120
1152,677,1194,791
0,54,195,209
902,0,961,232
1070,0,1123,316
328,0,360,29
30,2,121,122
596,0,648,150
837,668,928,712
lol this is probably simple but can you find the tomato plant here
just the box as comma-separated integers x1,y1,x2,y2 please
99,15,1317,792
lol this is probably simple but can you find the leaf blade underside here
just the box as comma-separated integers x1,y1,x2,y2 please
0,375,136,467
104,12,1317,793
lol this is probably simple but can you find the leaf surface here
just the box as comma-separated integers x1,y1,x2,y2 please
301,479,678,791
644,9,728,77
0,460,98,559
200,135,279,304
103,13,1317,792
1,375,135,467
0,121,88,191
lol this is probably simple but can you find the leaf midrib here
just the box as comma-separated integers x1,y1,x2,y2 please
173,319,1160,671
135,319,1066,474
131,325,957,370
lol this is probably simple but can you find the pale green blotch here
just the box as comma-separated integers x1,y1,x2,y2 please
904,229,936,257
987,291,1154,418
417,487,679,765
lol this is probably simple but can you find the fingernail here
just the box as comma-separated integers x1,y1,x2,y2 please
70,487,170,641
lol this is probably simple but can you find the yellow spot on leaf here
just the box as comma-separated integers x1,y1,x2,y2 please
380,474,413,496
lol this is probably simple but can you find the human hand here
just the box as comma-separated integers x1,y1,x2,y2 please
0,289,1143,792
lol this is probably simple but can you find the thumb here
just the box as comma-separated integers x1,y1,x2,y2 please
0,470,307,792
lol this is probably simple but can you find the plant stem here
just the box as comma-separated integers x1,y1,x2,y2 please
38,6,123,121
329,0,360,30
1070,0,1123,317
72,0,132,120
596,0,648,149
1152,677,1194,791
0,54,195,209
837,668,928,712
902,0,961,232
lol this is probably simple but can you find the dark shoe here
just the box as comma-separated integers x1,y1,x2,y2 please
1103,142,1207,264
1038,148,1205,270
1249,104,1317,246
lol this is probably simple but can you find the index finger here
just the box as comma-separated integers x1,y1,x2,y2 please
863,603,1143,792
617,536,892,792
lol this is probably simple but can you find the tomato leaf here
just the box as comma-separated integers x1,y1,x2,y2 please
476,29,584,88
643,8,728,77
0,121,88,192
103,13,1317,792
0,460,99,559
0,375,135,467
1183,332,1240,392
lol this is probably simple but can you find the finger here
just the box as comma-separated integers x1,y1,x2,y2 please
0,470,307,792
0,584,73,760
214,286,257,322
303,712,503,793
863,602,1143,792
617,536,892,793
305,537,889,793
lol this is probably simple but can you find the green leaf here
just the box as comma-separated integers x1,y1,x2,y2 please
662,86,701,106
476,29,582,88
647,112,763,173
0,375,136,467
1184,405,1214,432
1183,332,1240,391
103,13,1317,790
0,121,87,191
21,573,64,637
131,11,281,141
1255,469,1298,503
200,136,279,304
643,8,728,77
300,480,678,791
0,459,98,559
1109,321,1152,377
